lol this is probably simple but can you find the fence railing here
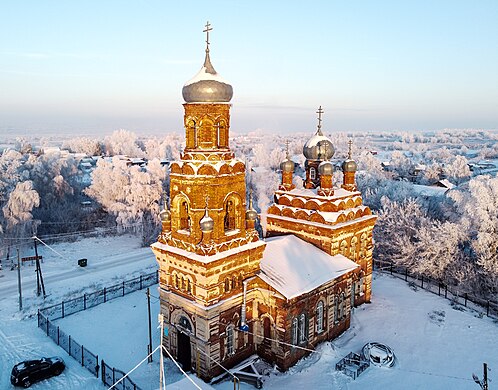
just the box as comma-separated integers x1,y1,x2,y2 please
37,270,159,389
373,260,498,319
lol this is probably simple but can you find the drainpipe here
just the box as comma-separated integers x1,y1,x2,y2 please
240,277,256,331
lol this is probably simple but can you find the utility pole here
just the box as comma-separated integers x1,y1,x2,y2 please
146,288,153,363
17,249,22,311
159,313,165,390
33,237,46,298
473,362,489,390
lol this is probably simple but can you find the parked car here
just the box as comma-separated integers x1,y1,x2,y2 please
11,357,65,388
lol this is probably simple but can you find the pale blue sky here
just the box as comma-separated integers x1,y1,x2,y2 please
1,1,497,135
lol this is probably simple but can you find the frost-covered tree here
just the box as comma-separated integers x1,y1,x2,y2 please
449,176,498,296
443,155,471,184
2,181,40,237
62,137,101,155
104,129,144,157
85,157,166,245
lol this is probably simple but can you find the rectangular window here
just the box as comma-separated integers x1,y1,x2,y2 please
299,314,306,344
227,326,234,355
292,318,298,345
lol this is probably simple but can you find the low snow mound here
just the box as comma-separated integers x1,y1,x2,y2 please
361,342,396,367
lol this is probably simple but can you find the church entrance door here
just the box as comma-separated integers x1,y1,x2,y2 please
177,331,192,371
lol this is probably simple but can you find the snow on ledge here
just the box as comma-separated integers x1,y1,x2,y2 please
151,240,265,264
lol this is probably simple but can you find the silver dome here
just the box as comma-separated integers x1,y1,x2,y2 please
342,159,358,172
303,133,335,161
182,51,233,103
318,161,334,176
280,159,294,173
159,208,171,222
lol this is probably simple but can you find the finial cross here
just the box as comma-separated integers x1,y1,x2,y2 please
203,21,213,50
348,139,353,159
316,106,324,132
285,139,290,158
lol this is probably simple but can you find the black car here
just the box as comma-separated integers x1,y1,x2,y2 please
11,357,65,388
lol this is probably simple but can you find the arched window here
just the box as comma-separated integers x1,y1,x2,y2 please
224,278,230,293
350,237,358,260
359,271,365,296
224,200,236,231
334,296,339,324
340,240,348,257
299,313,306,344
179,316,192,333
186,278,191,294
310,167,316,180
181,277,186,291
180,201,190,231
338,292,346,320
292,318,298,346
175,274,180,289
226,325,235,356
316,301,324,333
231,276,237,290
360,233,368,259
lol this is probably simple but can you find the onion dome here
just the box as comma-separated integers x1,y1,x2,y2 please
342,159,357,172
303,106,334,160
182,23,233,103
280,146,294,173
342,139,357,172
159,208,171,222
245,193,258,221
318,161,334,176
200,207,214,232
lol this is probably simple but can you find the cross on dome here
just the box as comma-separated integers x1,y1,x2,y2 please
203,21,213,52
348,139,353,159
285,139,290,159
316,106,324,135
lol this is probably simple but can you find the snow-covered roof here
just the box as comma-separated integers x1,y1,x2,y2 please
436,179,455,189
259,235,358,300
412,184,447,197
184,65,231,87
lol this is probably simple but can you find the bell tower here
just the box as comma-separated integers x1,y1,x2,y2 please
152,23,265,380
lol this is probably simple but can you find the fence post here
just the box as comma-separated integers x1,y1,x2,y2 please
487,300,490,317
405,268,408,282
57,326,60,345
101,360,105,384
96,355,99,378
69,335,71,355
122,281,125,296
46,318,49,335
37,310,40,328
62,301,65,318
140,275,143,290
104,288,107,303
84,293,87,310
421,276,424,289
445,285,448,299
81,346,84,366
113,367,115,385
390,263,393,275
464,293,468,307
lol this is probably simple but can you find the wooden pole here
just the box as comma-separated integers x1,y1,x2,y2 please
17,249,22,311
147,288,153,363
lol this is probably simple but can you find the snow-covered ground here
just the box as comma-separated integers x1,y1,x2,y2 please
1,236,497,389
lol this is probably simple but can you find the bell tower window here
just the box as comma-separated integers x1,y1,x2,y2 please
180,201,191,231
224,200,236,232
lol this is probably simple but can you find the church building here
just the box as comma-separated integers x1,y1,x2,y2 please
151,23,376,382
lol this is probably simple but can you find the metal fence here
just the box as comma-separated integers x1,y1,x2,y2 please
37,270,158,389
373,260,498,319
